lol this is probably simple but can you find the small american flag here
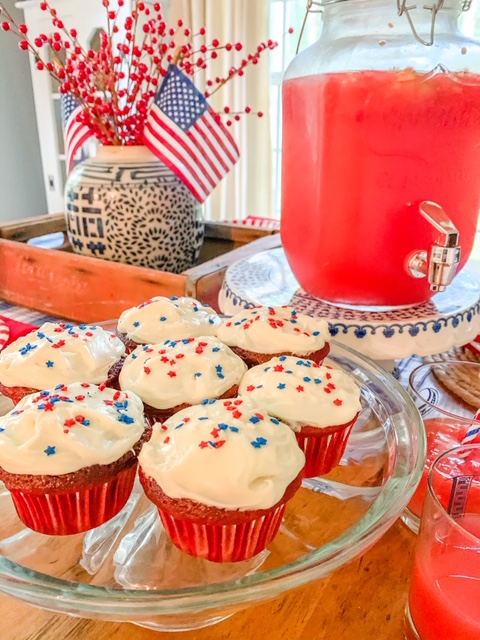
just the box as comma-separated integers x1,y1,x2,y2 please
61,93,94,173
143,65,240,203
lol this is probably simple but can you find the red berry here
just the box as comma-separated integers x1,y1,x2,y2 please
19,40,28,50
1,21,10,31
19,23,28,34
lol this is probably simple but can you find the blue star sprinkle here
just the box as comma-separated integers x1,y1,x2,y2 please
44,445,56,456
251,437,267,448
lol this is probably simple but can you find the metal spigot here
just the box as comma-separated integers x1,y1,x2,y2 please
407,201,461,292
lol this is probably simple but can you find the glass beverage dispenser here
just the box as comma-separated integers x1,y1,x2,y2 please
281,0,480,308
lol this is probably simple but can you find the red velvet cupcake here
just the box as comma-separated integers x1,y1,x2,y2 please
117,296,222,353
216,306,330,368
119,336,247,425
138,397,305,562
239,356,362,478
0,382,148,535
0,322,125,405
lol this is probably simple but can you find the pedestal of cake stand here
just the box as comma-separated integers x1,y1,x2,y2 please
218,247,480,369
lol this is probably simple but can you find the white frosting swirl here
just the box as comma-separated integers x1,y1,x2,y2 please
119,336,247,409
0,383,145,475
0,322,125,389
117,296,222,344
238,356,362,430
216,306,330,354
138,397,305,510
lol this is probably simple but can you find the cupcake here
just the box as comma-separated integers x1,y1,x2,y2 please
0,322,126,405
216,306,330,368
117,296,222,352
138,397,305,563
239,356,361,478
0,382,148,535
119,336,247,424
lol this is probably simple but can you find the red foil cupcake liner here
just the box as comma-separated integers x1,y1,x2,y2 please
8,463,137,535
295,420,357,478
158,502,287,563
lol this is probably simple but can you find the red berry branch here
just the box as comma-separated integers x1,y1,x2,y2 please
0,0,286,145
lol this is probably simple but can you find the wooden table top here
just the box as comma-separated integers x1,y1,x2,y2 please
0,518,415,640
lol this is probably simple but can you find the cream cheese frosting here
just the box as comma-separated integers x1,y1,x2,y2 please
238,356,362,430
119,336,247,409
0,322,125,389
138,397,305,510
117,296,222,344
216,306,330,354
0,383,145,475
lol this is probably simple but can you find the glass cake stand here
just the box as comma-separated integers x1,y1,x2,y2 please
0,341,425,632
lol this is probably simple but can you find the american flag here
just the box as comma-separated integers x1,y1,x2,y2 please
61,93,94,173
143,65,240,203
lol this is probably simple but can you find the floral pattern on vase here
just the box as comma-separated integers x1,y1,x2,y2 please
64,145,205,274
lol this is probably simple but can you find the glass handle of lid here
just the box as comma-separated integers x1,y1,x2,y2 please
407,201,461,292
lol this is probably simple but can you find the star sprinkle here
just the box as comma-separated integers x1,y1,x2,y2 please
44,445,56,456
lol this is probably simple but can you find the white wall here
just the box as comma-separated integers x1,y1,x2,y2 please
0,2,47,223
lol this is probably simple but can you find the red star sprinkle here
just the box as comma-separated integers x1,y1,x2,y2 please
296,385,304,392
113,391,121,400
81,383,91,388
52,339,66,349
233,410,242,419
273,365,284,372
85,332,93,337
323,388,331,394
75,415,85,423
211,428,220,438
163,436,170,444
234,399,242,406
161,356,169,363
43,402,55,411
327,383,336,390
333,399,343,406
184,417,190,422
326,372,332,379
98,382,107,391
64,419,76,427
216,440,226,448
199,440,209,448
195,347,204,354
167,371,176,378
75,395,85,401
255,413,264,420
246,385,255,392
176,353,184,359
144,366,151,374
161,424,168,431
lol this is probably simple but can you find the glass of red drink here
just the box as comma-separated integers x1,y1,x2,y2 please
402,360,480,534
405,443,480,640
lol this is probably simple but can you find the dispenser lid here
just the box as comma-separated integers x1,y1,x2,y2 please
218,247,480,362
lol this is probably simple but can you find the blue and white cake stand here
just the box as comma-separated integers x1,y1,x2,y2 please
218,247,480,367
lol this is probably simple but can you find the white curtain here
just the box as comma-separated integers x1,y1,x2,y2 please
167,0,272,222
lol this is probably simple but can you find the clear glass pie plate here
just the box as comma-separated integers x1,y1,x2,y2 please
0,340,425,632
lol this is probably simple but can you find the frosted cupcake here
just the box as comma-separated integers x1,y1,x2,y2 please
0,382,148,535
216,306,330,368
0,322,126,404
117,296,222,352
239,356,362,477
119,336,247,424
138,397,305,563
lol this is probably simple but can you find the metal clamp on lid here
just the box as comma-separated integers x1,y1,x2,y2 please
407,201,461,292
